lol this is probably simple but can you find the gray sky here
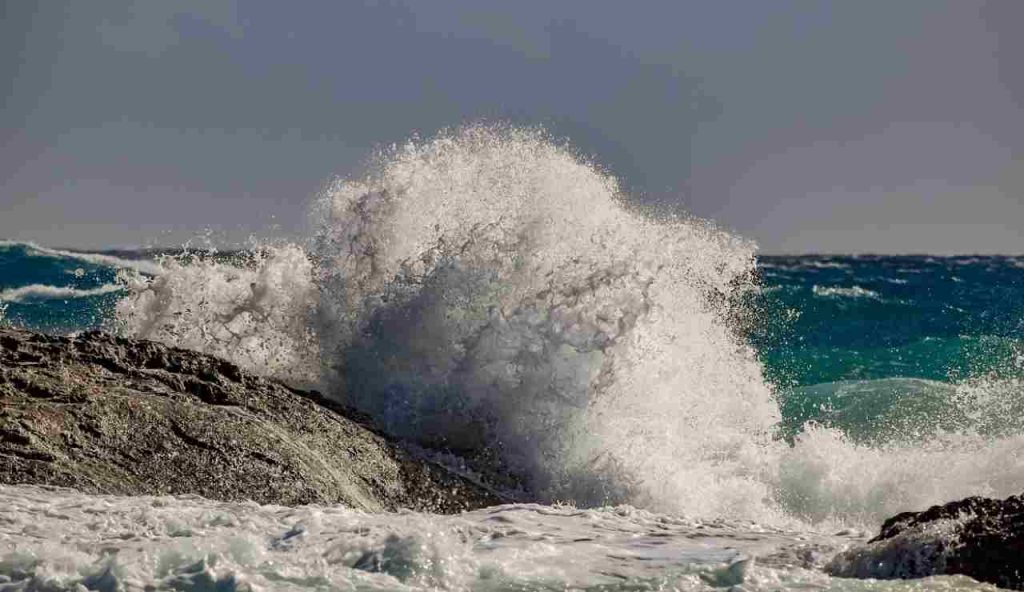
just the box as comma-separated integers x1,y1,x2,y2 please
2,1,1022,253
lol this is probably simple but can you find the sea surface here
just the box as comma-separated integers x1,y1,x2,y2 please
1,128,1021,590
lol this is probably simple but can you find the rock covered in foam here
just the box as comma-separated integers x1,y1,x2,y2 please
827,493,1024,589
0,327,501,512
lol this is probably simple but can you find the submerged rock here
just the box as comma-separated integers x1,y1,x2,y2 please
0,328,501,512
827,493,1024,589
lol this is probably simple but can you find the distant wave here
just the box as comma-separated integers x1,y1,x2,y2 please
760,260,851,273
803,260,852,270
0,283,124,303
0,240,162,275
811,285,882,300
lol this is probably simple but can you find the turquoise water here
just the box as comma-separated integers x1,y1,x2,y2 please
750,255,1024,443
754,255,1024,386
5,241,1024,447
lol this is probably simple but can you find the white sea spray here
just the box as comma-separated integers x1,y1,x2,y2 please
115,245,321,387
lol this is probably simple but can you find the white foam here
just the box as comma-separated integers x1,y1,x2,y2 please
1,485,998,591
812,285,882,300
0,283,124,303
777,424,1024,527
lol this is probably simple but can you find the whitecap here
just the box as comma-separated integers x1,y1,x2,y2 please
0,240,162,275
811,285,882,300
0,283,124,303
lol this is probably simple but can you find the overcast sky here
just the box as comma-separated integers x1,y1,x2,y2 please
2,1,1022,253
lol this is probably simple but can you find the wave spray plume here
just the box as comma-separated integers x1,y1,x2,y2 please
310,126,779,515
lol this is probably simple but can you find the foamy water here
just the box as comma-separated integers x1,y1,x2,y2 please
0,485,998,591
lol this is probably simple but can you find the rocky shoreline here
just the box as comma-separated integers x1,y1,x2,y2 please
0,327,502,513
829,493,1024,589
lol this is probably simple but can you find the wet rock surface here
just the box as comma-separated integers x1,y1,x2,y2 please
0,328,502,512
828,494,1024,589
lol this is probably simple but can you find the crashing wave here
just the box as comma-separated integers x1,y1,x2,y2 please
111,125,1024,528
309,126,777,513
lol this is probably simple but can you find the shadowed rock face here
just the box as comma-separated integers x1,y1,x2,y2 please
828,494,1024,589
0,328,502,512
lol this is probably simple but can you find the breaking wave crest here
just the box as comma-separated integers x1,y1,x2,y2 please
811,285,882,300
0,283,124,302
113,126,1024,528
0,240,162,275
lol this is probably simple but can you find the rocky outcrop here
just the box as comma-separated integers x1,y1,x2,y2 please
827,494,1024,589
0,328,502,512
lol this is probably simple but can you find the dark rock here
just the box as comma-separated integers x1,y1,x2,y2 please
827,494,1024,589
0,327,503,512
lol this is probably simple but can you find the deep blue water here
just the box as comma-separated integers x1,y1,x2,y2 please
0,242,127,333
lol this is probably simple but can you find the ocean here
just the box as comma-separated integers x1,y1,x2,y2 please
1,127,1019,590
